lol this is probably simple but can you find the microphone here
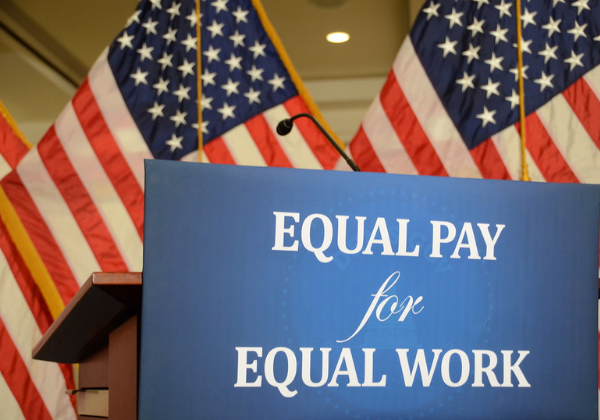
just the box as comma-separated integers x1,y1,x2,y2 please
276,113,360,172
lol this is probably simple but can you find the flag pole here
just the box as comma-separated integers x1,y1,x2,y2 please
251,0,346,150
515,0,530,181
195,0,203,162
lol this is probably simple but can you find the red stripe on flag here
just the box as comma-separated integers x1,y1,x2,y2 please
37,127,128,272
0,117,28,169
349,126,386,173
0,218,53,333
0,172,79,306
245,114,292,167
380,72,448,176
520,114,579,183
283,96,340,170
72,79,145,239
0,218,77,410
470,139,512,180
562,77,600,151
204,137,236,164
0,319,53,420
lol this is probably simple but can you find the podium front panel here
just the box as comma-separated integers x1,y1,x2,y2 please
140,161,599,420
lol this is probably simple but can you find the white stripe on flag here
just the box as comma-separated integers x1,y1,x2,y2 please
0,372,25,420
0,153,10,180
55,103,143,271
491,125,545,182
490,127,521,181
362,96,418,174
333,155,353,171
523,148,545,183
583,65,600,98
201,149,210,163
263,105,323,169
222,124,267,166
88,50,153,189
0,252,76,420
17,148,100,285
181,150,201,162
397,41,481,178
536,94,600,184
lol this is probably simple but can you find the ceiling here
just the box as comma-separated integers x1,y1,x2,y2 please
0,0,424,144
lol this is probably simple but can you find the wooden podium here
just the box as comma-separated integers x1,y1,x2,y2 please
33,272,142,420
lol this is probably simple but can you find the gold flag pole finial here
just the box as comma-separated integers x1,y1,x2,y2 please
515,0,530,181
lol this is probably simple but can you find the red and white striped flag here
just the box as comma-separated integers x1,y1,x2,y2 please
0,102,77,419
0,0,341,418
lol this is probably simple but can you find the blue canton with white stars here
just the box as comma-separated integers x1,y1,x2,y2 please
411,0,600,149
108,0,296,159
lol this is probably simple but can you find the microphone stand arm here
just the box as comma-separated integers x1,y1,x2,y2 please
287,113,361,172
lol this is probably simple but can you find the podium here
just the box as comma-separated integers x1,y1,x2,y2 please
32,162,600,420
32,272,142,420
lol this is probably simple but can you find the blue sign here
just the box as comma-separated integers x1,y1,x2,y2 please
140,161,599,420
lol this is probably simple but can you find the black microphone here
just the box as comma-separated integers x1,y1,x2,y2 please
275,118,294,136
276,113,360,172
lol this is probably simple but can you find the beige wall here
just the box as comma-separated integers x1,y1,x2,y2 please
409,0,426,26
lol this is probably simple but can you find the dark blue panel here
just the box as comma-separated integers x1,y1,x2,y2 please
140,161,599,420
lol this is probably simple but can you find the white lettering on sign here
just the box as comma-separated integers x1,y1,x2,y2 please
234,347,530,397
272,212,505,263
337,271,424,343
429,221,505,260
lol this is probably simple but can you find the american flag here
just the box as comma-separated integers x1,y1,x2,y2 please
0,0,340,418
111,0,342,166
349,0,600,182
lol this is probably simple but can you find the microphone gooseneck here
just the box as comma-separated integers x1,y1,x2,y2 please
276,113,361,172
